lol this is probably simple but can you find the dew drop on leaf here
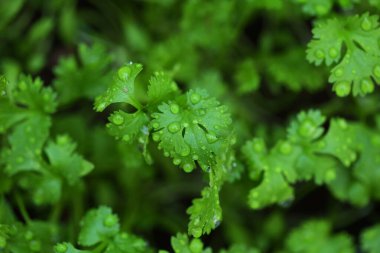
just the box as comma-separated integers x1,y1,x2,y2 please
112,114,124,125
373,65,380,78
168,122,181,133
314,49,325,59
192,227,203,238
170,103,180,114
103,214,118,227
190,93,201,104
206,132,218,144
334,68,343,77
360,78,374,94
299,119,316,138
118,66,131,80
183,163,194,173
335,81,351,97
152,132,161,142
173,158,181,165
180,145,191,157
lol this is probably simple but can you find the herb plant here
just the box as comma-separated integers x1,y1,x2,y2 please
1,1,380,253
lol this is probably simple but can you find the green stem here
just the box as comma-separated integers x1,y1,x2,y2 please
92,241,109,253
49,200,62,223
15,193,31,224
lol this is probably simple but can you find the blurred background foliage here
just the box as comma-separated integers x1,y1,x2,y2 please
1,0,380,252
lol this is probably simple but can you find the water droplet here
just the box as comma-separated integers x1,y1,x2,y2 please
334,81,351,97
373,65,380,78
191,227,202,238
192,154,199,160
183,163,194,173
122,134,130,142
103,214,118,227
97,102,107,111
192,119,199,124
299,119,315,138
314,49,325,59
361,17,372,31
173,158,181,165
54,243,67,253
329,48,338,58
168,122,181,133
360,78,374,94
111,114,124,125
206,132,218,144
190,92,201,104
213,215,221,228
118,66,131,80
199,109,206,115
152,122,160,129
164,151,170,157
152,132,161,142
201,146,206,151
170,103,180,114
280,142,292,154
180,145,191,157
334,68,343,77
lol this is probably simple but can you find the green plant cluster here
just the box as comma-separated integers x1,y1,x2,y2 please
1,0,380,252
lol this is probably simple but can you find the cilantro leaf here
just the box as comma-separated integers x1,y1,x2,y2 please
361,224,380,253
187,186,222,238
307,13,380,96
94,63,143,112
78,206,120,246
151,89,232,172
45,135,94,185
2,115,50,175
54,243,91,253
107,110,149,144
13,75,57,113
147,71,179,107
54,43,113,105
105,232,151,253
285,220,354,253
164,233,212,253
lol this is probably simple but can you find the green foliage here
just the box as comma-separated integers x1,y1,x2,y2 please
285,220,354,253
361,224,380,253
2,1,380,253
54,43,113,105
307,13,380,96
242,109,380,209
